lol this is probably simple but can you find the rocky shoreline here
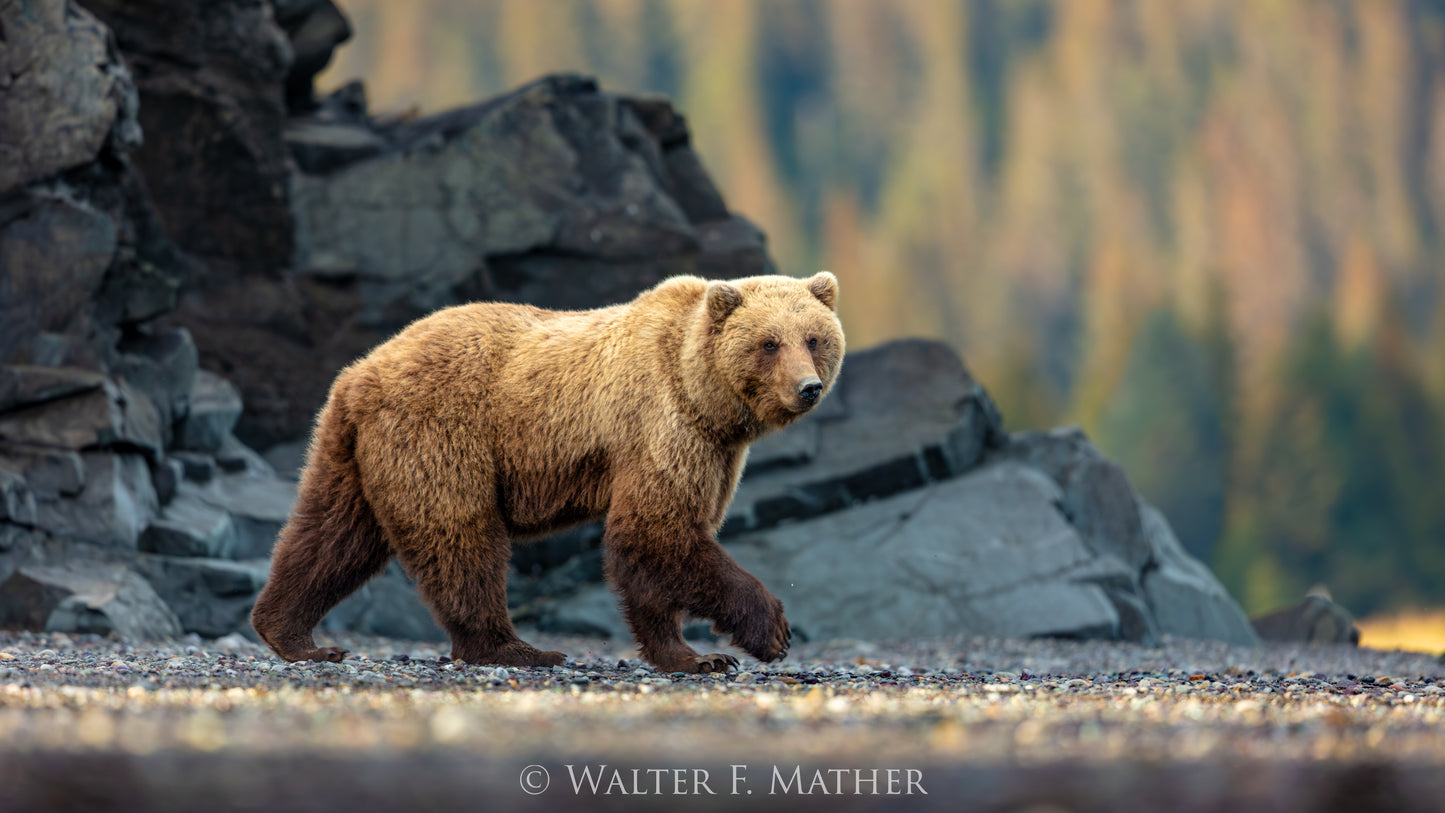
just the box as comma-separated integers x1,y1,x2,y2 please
2,631,1442,811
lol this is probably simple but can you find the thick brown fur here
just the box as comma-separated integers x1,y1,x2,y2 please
251,272,845,673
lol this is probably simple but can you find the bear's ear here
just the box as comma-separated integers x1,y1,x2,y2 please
706,281,743,324
808,271,838,311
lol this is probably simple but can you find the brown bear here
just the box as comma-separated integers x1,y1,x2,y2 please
251,272,844,673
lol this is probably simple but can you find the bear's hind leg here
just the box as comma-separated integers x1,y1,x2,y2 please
251,441,392,663
395,522,565,668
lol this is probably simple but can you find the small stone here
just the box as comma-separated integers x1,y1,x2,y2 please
733,672,757,684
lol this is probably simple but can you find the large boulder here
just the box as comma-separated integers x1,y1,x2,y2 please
321,563,446,642
0,562,182,640
997,427,1152,571
532,464,1126,642
1252,594,1360,645
79,0,297,273
1139,504,1259,645
0,0,140,195
176,371,244,453
727,338,1005,534
134,556,268,638
0,375,163,458
30,453,159,548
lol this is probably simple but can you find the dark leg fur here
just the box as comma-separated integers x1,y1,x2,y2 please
394,522,564,668
252,395,564,668
251,424,390,663
604,517,790,674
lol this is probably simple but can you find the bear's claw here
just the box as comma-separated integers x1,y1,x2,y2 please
700,653,740,673
289,646,347,663
728,591,792,663
681,653,740,674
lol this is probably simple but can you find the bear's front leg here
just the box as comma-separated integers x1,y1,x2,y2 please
707,566,793,664
603,510,790,673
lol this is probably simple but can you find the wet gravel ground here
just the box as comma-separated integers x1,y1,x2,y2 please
2,629,1444,812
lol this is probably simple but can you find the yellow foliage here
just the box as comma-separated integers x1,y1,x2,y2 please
1356,609,1445,654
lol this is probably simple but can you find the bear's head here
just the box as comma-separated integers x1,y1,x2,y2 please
706,271,845,430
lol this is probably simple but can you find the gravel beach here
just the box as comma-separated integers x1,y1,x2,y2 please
2,630,1443,812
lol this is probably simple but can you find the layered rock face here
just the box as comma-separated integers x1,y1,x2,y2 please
1,0,1258,650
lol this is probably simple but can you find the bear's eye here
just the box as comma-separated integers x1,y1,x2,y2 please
762,340,778,353
807,337,818,351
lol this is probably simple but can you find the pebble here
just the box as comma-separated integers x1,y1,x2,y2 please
0,629,1440,766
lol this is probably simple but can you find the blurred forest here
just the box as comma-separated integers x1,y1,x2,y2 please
321,0,1445,619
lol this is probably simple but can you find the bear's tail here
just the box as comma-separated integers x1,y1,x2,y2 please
251,383,392,661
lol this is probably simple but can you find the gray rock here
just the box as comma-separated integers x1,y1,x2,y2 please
93,247,184,327
0,467,38,527
171,452,219,484
526,582,625,639
215,433,277,476
997,427,1152,571
1252,594,1359,646
31,453,157,548
139,484,239,558
0,563,181,640
726,338,1004,534
0,443,85,499
135,556,269,638
0,0,140,194
275,0,352,113
1139,504,1259,646
112,328,199,437
83,0,296,272
0,377,163,459
0,192,119,360
293,74,711,299
539,463,1125,643
260,439,309,481
148,457,184,506
321,562,445,642
284,118,387,174
184,470,297,559
0,366,107,413
177,371,243,453
0,526,44,585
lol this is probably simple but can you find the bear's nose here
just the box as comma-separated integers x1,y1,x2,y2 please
798,378,823,403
